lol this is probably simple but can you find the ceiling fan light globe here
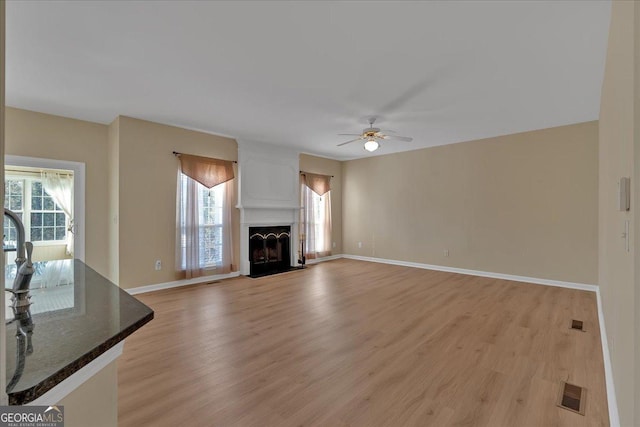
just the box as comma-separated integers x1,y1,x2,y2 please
364,140,379,152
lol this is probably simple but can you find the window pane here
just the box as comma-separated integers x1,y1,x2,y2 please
43,213,55,226
31,181,42,195
31,228,42,241
43,197,55,211
5,180,24,211
199,184,224,267
10,195,22,211
10,181,23,195
199,225,222,267
55,227,66,241
43,227,54,241
56,213,66,226
4,217,14,242
31,212,42,226
32,196,42,210
3,211,22,245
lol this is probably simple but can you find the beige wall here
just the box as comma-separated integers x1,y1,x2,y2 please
59,361,118,427
598,1,639,425
115,116,239,289
3,109,242,289
636,3,640,423
343,121,599,285
299,153,342,254
4,107,110,277
107,118,120,283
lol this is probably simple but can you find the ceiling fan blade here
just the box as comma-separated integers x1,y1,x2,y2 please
382,134,413,142
337,138,363,147
337,133,363,136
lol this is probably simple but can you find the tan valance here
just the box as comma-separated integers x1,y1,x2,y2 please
302,172,331,196
178,154,234,188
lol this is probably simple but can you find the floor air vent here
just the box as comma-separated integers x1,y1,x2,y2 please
570,319,584,331
557,382,586,415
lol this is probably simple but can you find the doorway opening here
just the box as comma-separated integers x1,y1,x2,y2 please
4,156,85,265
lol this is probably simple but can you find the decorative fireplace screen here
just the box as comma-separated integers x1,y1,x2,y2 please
248,226,291,277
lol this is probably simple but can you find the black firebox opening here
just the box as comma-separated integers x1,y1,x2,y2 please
249,226,295,278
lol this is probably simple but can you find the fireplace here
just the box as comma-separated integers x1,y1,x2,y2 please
237,140,300,276
249,226,292,277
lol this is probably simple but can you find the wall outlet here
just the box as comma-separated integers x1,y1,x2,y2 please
155,260,162,271
333,241,336,248
444,249,449,257
358,242,363,248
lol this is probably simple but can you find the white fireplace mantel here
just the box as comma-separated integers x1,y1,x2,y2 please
237,140,301,275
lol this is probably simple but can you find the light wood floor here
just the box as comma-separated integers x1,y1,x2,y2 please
118,259,609,427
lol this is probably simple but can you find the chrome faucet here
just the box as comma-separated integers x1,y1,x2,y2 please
4,208,26,268
6,302,34,393
4,209,35,393
4,208,35,300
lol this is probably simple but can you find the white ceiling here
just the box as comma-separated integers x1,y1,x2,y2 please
6,1,610,160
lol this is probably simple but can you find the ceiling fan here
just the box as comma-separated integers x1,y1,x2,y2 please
337,117,413,152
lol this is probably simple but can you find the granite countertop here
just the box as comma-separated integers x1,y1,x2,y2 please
4,259,153,405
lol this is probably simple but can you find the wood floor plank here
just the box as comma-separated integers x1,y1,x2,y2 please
118,259,609,426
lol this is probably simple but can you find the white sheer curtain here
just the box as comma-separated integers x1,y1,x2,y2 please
300,174,332,259
301,178,318,259
41,171,74,256
221,179,235,273
177,173,202,279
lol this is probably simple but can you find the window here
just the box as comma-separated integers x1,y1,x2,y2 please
300,178,332,259
4,179,24,243
176,153,236,277
3,177,68,246
310,191,328,251
178,173,224,269
30,181,67,242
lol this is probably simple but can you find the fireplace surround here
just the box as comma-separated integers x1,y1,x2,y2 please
237,140,300,276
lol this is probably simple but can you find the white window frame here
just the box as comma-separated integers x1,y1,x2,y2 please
5,175,69,247
311,191,328,251
200,183,224,269
5,156,85,262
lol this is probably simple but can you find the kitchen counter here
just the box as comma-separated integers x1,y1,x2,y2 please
4,259,153,405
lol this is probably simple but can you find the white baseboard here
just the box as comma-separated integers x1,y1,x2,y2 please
126,271,240,295
341,254,598,292
305,254,344,265
126,255,342,294
596,288,620,427
125,259,345,294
